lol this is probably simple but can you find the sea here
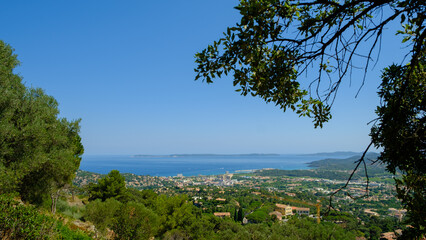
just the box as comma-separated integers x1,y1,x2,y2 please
79,152,359,177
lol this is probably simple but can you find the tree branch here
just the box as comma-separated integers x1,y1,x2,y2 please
326,139,375,214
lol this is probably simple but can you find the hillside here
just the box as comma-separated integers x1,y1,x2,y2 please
306,153,381,170
255,153,395,180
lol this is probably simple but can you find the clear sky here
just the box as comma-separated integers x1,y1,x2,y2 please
0,1,407,155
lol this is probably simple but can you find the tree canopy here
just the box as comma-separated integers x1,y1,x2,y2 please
195,0,425,238
195,0,424,126
88,170,127,202
0,40,84,204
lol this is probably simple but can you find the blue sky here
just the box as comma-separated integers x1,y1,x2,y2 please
1,1,407,155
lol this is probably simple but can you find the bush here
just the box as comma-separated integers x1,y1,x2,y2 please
112,202,159,240
0,194,54,239
85,198,121,233
53,222,92,240
0,194,92,239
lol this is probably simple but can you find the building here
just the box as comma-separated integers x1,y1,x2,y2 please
214,212,231,218
275,204,293,216
364,209,380,217
380,229,402,240
388,208,407,221
295,207,310,216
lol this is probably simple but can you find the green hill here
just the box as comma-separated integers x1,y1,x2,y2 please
307,153,381,170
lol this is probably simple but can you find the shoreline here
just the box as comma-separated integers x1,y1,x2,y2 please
76,166,315,178
78,152,370,177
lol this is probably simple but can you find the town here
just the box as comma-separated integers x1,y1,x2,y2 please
74,168,406,239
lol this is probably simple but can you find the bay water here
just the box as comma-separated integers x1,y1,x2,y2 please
80,152,357,177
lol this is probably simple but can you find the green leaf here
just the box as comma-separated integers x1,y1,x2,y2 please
402,36,411,43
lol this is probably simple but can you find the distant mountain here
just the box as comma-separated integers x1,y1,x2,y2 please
307,152,382,170
132,153,280,158
301,151,364,158
255,152,392,179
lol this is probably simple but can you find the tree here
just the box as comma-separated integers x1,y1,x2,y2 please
247,209,269,223
84,198,121,236
195,0,425,237
88,170,127,202
0,40,84,208
371,63,425,239
238,206,244,222
154,194,196,236
112,202,159,240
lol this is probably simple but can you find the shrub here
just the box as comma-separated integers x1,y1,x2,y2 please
0,194,92,239
112,202,159,240
85,198,121,233
0,194,55,239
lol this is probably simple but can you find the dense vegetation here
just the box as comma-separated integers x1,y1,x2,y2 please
70,165,408,239
81,170,359,240
0,40,90,238
0,194,91,239
0,41,84,208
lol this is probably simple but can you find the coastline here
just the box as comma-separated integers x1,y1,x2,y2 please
78,152,366,177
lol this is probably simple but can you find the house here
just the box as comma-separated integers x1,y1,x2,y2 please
388,208,407,221
275,204,293,216
295,207,310,215
380,230,402,240
214,212,231,218
364,209,380,216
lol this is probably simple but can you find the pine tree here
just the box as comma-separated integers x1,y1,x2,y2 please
237,207,243,222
